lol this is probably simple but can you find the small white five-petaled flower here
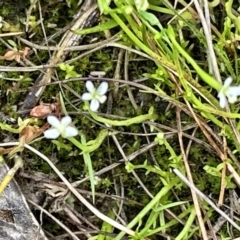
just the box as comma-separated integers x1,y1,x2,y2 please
44,115,78,139
82,81,108,111
218,77,240,108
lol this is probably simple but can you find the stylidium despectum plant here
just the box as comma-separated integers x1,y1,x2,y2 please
44,115,78,139
81,81,108,112
217,77,240,108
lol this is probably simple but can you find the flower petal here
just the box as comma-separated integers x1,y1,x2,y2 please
227,86,240,97
90,99,100,111
218,92,227,108
86,81,95,93
63,126,78,138
98,95,107,104
47,115,60,128
82,92,93,101
228,95,238,104
97,82,108,95
61,116,72,127
223,76,232,87
44,128,60,139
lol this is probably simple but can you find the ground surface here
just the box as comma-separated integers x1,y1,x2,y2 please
0,1,240,240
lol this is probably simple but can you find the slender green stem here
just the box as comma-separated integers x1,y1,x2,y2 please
175,208,196,240
89,107,158,126
81,133,96,204
148,4,175,15
115,179,178,239
167,26,222,91
68,137,85,150
109,12,160,60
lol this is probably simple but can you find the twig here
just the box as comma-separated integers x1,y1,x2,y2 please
28,199,80,240
193,0,221,82
0,142,135,236
173,168,240,231
176,108,208,240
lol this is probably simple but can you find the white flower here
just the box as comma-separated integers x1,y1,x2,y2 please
218,77,240,108
82,81,108,111
44,115,78,139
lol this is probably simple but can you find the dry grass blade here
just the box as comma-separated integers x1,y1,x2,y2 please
0,142,135,237
176,108,208,240
0,32,24,37
20,1,99,111
173,168,240,232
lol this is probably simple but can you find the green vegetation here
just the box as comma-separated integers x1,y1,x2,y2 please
0,0,240,239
